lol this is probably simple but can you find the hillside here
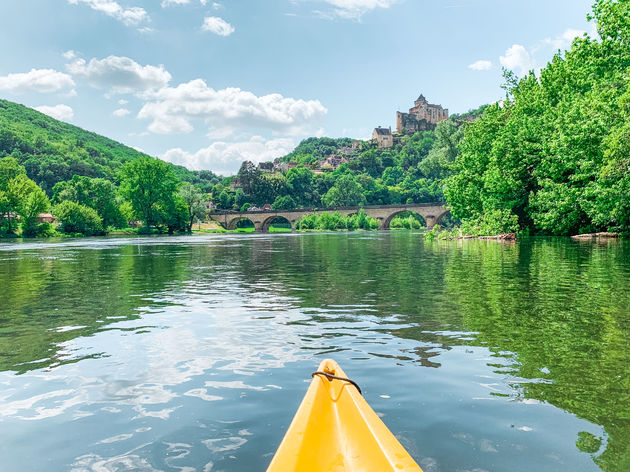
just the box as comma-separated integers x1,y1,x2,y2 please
0,99,220,194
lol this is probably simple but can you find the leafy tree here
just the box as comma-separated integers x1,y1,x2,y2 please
119,157,180,229
0,156,27,233
52,175,125,228
445,0,630,235
179,182,206,233
321,174,366,207
272,195,297,210
6,174,50,236
286,167,317,206
54,201,104,236
237,161,261,195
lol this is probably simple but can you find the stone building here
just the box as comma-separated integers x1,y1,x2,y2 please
372,126,393,148
396,94,448,134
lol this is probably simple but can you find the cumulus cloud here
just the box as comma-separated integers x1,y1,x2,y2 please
66,55,171,93
202,17,235,36
318,0,398,20
0,69,75,94
161,137,295,175
67,0,148,26
34,104,74,121
113,108,131,117
499,44,534,75
468,60,492,71
137,79,327,135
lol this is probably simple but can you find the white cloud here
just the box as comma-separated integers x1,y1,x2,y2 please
161,0,190,6
161,137,295,175
67,0,148,26
0,69,75,94
113,108,131,117
62,50,78,60
118,99,129,105
67,55,171,93
202,17,235,36
34,104,74,121
319,0,398,20
499,44,534,75
468,60,492,71
541,28,587,51
137,79,327,135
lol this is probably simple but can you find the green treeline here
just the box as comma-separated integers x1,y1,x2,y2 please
0,155,207,237
445,0,629,236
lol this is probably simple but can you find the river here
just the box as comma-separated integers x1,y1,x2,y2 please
0,232,628,471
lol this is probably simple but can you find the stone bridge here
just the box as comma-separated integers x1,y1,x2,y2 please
210,203,449,233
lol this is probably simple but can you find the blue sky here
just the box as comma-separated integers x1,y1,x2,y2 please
0,0,596,175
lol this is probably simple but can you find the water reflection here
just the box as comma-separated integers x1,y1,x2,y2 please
0,233,628,471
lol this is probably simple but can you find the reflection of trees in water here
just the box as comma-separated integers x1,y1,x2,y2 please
216,234,630,470
436,239,630,471
0,244,192,373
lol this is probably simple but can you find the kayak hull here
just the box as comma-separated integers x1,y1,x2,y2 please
266,359,423,471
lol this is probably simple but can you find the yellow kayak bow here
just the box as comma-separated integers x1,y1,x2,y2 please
266,359,423,471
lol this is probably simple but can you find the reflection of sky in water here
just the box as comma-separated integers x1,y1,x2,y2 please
0,233,625,471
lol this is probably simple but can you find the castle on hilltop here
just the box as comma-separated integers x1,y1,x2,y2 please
396,94,448,135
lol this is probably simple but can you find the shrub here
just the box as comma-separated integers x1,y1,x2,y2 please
54,201,104,236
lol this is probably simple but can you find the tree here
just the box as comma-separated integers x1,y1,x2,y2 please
54,201,104,235
0,156,27,233
179,182,206,232
321,174,366,207
237,161,261,195
286,167,317,206
52,175,125,228
272,195,297,210
119,157,180,229
7,174,50,236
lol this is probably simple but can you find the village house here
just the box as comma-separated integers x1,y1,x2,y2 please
372,127,393,148
36,213,57,224
258,162,274,173
318,154,349,170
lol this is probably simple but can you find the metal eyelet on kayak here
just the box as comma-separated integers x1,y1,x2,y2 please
311,371,363,395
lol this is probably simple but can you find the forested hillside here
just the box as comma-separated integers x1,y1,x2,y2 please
0,100,220,194
210,120,463,212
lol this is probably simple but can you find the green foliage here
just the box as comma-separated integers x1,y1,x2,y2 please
52,175,125,228
179,182,206,232
321,174,366,207
53,201,104,236
390,213,424,229
445,0,630,235
272,195,297,210
295,209,378,231
281,137,354,163
119,157,180,229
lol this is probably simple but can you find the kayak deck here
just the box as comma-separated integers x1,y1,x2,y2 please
266,359,423,471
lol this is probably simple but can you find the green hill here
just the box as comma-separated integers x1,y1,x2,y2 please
0,99,219,194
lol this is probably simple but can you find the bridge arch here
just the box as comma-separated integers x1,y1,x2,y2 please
382,207,450,230
261,215,294,233
227,216,256,231
386,210,427,230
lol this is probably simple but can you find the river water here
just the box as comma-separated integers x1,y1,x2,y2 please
0,232,628,471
